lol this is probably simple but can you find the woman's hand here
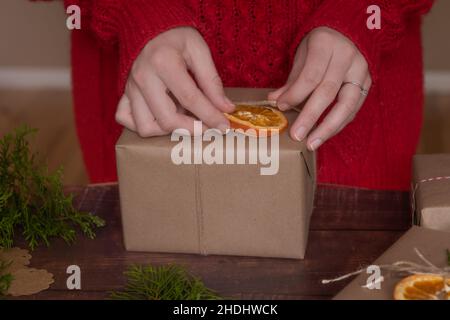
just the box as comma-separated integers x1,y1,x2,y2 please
269,27,372,151
115,27,234,137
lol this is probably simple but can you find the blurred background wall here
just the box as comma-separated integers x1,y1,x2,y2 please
1,0,449,78
0,0,81,184
0,0,70,88
0,0,449,185
423,0,450,71
0,0,69,68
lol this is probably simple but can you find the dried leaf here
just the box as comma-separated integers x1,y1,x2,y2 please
0,247,53,297
7,268,54,297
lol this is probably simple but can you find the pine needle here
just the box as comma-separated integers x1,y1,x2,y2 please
111,265,222,300
0,126,105,250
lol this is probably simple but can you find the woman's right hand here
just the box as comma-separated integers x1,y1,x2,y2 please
115,27,234,137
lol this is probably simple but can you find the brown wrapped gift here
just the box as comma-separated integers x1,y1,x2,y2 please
334,226,450,300
413,154,450,232
115,88,316,259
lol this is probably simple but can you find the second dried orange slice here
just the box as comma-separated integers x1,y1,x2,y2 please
394,274,450,300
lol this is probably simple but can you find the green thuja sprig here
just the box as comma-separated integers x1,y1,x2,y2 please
0,126,105,250
111,265,222,300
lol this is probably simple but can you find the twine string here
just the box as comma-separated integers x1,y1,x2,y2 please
322,248,450,286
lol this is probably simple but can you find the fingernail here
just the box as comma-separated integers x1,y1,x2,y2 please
278,102,290,111
268,90,279,100
224,97,235,108
218,123,230,134
294,126,307,141
309,138,323,151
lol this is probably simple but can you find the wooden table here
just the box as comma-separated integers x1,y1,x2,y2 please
15,184,411,300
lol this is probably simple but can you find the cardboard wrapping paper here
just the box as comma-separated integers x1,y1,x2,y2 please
413,154,450,232
334,226,450,300
116,88,316,259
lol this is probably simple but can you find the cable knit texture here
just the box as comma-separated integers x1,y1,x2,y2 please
37,0,433,190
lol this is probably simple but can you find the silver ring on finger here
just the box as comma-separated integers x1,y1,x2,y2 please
342,81,369,97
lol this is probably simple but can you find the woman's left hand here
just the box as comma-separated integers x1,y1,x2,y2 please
269,27,372,151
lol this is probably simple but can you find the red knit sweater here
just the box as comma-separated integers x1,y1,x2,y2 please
42,0,433,190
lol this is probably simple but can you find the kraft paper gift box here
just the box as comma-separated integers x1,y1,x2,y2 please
115,88,316,259
412,154,450,232
334,226,450,300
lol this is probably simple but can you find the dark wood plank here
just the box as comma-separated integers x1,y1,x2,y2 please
65,183,412,231
15,229,403,293
18,291,329,300
12,290,109,300
312,185,412,230
10,184,410,300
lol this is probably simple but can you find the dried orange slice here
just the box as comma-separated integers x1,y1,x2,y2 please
394,274,450,300
225,105,288,136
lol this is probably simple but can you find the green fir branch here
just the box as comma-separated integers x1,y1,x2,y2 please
0,126,105,250
111,265,222,300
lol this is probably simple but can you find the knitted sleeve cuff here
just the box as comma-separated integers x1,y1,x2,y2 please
89,0,197,94
289,0,434,85
119,2,197,93
289,0,380,83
